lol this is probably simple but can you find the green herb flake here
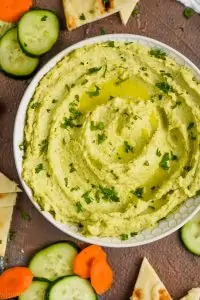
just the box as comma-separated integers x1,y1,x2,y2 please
132,187,144,199
88,66,102,74
130,232,137,237
149,49,167,60
82,191,93,204
183,7,195,19
71,186,80,192
41,15,47,21
64,177,68,187
187,122,194,130
144,160,149,166
20,211,32,221
115,77,129,85
99,185,120,202
69,163,76,173
79,13,86,20
107,41,115,47
156,148,161,157
35,163,44,173
100,27,106,35
39,139,48,155
156,82,174,94
171,101,181,109
31,102,41,109
124,141,134,153
170,151,178,161
159,152,170,170
97,133,107,144
52,99,58,104
120,234,129,241
90,121,105,131
76,202,84,212
87,85,100,97
184,166,192,172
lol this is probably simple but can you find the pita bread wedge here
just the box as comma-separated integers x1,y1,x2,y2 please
63,0,130,30
120,0,139,25
180,288,200,300
131,257,172,300
0,193,17,207
0,172,21,193
0,205,15,257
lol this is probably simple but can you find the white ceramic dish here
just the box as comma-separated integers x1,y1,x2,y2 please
13,34,200,248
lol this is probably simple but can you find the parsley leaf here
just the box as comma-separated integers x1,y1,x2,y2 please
90,121,105,131
35,163,44,173
88,66,102,74
39,139,48,155
82,191,93,204
31,102,41,109
69,163,76,173
79,13,86,20
97,133,107,144
132,187,144,198
159,152,170,170
149,49,167,60
124,141,134,153
156,82,174,94
76,202,84,212
107,41,115,47
87,85,100,97
183,7,195,19
99,185,120,202
121,234,129,240
187,122,194,130
156,148,161,157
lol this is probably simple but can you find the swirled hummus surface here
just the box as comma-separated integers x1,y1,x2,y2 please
22,42,200,238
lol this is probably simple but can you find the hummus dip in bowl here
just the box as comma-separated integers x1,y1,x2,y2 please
14,34,200,247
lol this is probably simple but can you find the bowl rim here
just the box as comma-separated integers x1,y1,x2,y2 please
13,34,200,248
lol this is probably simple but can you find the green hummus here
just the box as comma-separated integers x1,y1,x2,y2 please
22,42,200,238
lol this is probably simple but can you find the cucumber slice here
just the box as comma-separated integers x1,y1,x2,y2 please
29,242,79,281
0,20,13,38
46,276,97,300
181,212,200,256
18,9,60,56
0,27,39,77
18,278,49,300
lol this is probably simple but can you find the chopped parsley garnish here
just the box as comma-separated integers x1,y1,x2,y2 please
97,133,107,144
52,99,58,104
90,121,104,131
87,85,100,97
156,82,174,94
196,190,200,196
35,163,44,173
132,187,144,198
61,117,82,129
149,49,167,60
115,77,129,85
100,27,106,35
82,191,93,204
20,211,32,221
130,232,137,237
41,15,47,21
159,152,170,170
61,104,82,129
76,202,84,212
132,7,140,17
69,163,76,173
121,234,129,240
183,7,195,19
39,139,48,154
144,160,149,166
107,41,115,47
71,186,80,191
171,101,181,109
99,185,120,202
171,151,178,161
31,102,41,109
158,94,163,100
64,177,68,187
184,166,192,172
124,141,134,153
160,70,172,78
79,13,86,20
88,66,102,74
187,122,194,130
156,148,161,157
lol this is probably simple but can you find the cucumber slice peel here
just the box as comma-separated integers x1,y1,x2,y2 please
18,279,49,300
29,242,79,281
0,27,39,77
18,9,60,57
46,276,97,300
181,212,200,256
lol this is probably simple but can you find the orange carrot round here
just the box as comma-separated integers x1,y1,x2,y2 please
90,258,113,295
0,0,32,23
0,267,33,299
73,245,107,279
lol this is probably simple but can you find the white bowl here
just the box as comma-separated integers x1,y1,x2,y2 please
13,34,200,248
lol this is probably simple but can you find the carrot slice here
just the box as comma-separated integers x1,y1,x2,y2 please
0,267,33,299
0,0,32,23
90,258,113,295
73,245,107,279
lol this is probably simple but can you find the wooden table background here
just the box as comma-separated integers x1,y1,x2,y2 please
0,0,200,299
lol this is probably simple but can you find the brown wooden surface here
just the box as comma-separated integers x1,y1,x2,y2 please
0,0,200,299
